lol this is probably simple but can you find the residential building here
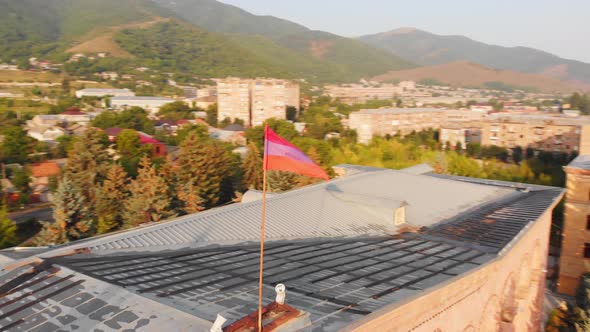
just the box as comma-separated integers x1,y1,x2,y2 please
440,122,482,149
217,78,250,124
75,88,135,98
30,161,60,203
349,108,445,144
250,78,299,127
217,78,300,127
558,128,590,295
444,109,487,122
479,114,590,153
109,96,175,115
324,83,404,104
0,164,563,331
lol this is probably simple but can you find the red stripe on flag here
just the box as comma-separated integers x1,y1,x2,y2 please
267,155,329,180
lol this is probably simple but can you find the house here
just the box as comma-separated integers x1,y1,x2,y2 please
0,164,563,331
209,124,247,146
29,161,60,203
59,108,93,125
27,126,66,142
105,128,167,158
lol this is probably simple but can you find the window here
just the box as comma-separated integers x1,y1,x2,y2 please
585,243,590,258
587,216,590,230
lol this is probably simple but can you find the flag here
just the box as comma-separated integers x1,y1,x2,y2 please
264,125,329,180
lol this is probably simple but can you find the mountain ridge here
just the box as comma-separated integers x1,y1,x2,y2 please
372,61,590,93
360,28,590,85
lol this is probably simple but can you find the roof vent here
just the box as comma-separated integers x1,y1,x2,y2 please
275,283,286,304
394,201,408,226
211,314,227,332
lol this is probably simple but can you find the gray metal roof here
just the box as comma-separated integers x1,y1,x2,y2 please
110,96,174,101
566,154,590,171
0,166,565,332
40,169,513,256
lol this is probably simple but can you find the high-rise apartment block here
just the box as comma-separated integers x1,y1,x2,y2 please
217,78,300,127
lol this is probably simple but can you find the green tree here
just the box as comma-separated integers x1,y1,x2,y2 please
206,103,218,127
64,129,111,221
92,107,155,134
176,133,231,208
11,167,31,205
268,171,298,192
123,157,171,228
116,129,151,176
158,101,195,121
0,204,17,249
35,174,93,245
176,183,204,214
0,126,35,163
245,119,299,151
96,164,128,234
242,143,263,190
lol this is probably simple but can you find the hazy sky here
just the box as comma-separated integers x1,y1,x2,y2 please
220,0,590,63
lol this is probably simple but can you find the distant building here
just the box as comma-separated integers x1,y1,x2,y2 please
217,78,299,127
30,161,60,203
324,83,404,104
440,122,482,149
479,114,590,153
75,88,135,98
110,96,175,115
250,78,299,127
349,108,445,144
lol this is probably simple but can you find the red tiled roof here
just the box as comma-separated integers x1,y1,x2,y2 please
31,162,60,178
61,108,86,115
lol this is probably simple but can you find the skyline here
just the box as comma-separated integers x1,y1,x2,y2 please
220,0,590,63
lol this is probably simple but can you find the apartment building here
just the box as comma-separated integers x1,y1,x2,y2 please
349,108,445,144
217,78,250,124
480,114,590,153
324,83,404,104
75,88,135,98
251,79,300,127
217,78,300,127
440,122,482,149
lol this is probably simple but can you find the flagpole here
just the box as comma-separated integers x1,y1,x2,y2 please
258,124,269,332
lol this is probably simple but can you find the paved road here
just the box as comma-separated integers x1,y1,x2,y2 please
9,206,54,224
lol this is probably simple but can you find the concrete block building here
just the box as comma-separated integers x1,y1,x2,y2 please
0,164,563,331
480,114,590,153
349,108,445,144
217,78,300,127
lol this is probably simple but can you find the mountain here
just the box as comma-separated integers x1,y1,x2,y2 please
372,61,589,94
149,0,309,39
360,28,590,85
0,0,413,83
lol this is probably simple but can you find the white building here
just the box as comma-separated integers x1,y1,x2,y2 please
110,96,175,115
76,88,135,98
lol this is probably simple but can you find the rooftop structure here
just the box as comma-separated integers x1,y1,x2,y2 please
0,166,563,331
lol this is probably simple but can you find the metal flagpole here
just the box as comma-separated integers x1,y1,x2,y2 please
258,124,269,332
